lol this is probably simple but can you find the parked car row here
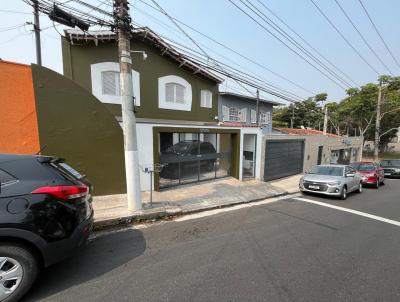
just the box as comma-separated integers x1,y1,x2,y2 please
299,159,400,200
0,154,93,302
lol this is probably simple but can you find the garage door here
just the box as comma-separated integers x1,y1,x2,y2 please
264,140,304,181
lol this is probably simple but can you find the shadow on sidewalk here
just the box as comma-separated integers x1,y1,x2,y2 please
23,229,146,301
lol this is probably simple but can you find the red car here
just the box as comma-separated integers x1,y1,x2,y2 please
350,161,384,188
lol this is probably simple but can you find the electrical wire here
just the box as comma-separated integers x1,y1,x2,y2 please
253,0,358,87
132,4,305,100
239,0,353,88
357,0,400,70
132,0,316,95
309,0,380,76
334,0,393,75
228,0,348,90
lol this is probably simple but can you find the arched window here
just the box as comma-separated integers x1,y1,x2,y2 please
90,62,140,105
158,75,192,111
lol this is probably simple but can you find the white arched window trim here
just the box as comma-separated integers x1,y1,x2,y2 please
158,75,192,111
90,62,140,106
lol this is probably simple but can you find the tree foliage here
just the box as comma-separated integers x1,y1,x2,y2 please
273,75,400,150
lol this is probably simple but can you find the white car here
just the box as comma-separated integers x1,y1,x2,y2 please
299,165,363,200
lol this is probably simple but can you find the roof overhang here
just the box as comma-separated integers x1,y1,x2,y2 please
219,91,282,106
64,27,223,84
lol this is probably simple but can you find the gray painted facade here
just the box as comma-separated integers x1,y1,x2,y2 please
218,93,278,134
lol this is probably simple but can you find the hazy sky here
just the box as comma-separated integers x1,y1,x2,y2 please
1,0,400,105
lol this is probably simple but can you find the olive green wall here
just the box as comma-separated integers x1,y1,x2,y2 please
62,37,219,123
31,64,126,196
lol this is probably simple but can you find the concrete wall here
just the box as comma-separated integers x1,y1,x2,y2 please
0,61,40,154
261,134,363,180
218,94,273,133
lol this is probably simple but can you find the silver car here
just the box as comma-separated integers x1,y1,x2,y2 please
299,165,363,200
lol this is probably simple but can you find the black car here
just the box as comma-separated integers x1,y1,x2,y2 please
160,141,217,179
0,154,93,302
380,159,400,177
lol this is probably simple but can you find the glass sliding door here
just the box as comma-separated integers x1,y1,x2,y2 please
242,134,256,178
158,131,232,189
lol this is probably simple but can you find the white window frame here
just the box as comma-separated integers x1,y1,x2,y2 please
200,90,213,108
259,112,271,125
90,62,140,106
158,75,192,111
251,109,257,124
228,107,240,122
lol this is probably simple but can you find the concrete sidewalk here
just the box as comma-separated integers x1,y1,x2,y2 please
92,175,302,230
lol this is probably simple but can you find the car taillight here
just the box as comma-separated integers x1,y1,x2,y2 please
31,185,88,200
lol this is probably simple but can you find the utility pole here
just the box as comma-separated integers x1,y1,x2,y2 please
374,82,382,161
33,0,42,65
323,105,328,135
290,105,294,128
115,0,141,211
256,89,260,126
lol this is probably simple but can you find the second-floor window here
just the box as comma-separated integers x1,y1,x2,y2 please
91,62,140,106
101,71,120,96
158,75,192,111
259,112,271,125
222,106,247,122
200,90,212,108
166,83,186,104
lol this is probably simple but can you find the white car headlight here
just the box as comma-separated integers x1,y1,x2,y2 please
327,181,341,186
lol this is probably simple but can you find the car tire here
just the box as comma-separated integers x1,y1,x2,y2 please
357,182,363,193
0,244,39,302
340,186,347,200
375,180,379,189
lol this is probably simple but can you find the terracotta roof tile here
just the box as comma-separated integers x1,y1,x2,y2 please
275,127,339,137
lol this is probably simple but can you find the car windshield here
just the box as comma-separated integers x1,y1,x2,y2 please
309,166,343,176
166,141,195,155
351,163,375,171
380,160,400,167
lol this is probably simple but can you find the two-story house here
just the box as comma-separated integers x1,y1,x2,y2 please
217,92,281,179
62,27,245,192
218,92,280,134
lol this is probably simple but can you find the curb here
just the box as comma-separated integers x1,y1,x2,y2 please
93,190,300,232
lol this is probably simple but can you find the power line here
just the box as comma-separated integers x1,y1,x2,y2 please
334,0,393,76
253,0,358,87
309,0,380,76
133,0,316,95
132,4,306,100
240,0,353,88
357,0,400,70
154,32,304,102
147,0,260,98
228,0,348,90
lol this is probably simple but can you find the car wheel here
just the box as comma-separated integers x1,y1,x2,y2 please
357,182,363,193
340,186,347,200
375,180,379,189
0,244,39,302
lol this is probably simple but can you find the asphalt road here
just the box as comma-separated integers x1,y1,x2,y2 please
24,178,400,302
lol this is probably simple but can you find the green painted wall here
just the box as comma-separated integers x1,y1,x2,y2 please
62,37,219,122
31,64,126,196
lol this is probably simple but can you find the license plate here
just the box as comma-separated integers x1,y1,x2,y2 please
309,185,320,190
384,173,391,176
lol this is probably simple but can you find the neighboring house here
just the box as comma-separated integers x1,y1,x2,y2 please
261,127,363,181
62,27,259,192
218,92,281,134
